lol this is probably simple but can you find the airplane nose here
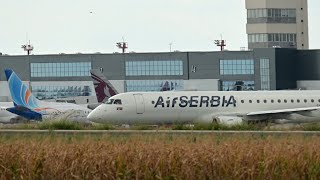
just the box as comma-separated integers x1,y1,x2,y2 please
87,110,99,122
87,106,104,123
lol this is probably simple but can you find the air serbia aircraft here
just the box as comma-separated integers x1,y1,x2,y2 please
5,68,92,122
87,91,320,125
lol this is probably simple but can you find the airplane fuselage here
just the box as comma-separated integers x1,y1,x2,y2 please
34,101,92,122
88,91,320,125
0,102,19,123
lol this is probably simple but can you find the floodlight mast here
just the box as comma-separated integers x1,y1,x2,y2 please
116,42,128,53
21,41,34,55
214,40,226,51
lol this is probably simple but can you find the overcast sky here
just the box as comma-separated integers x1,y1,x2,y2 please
0,0,319,55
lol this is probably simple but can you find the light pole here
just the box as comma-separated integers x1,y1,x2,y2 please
116,42,128,53
21,41,34,55
214,40,226,51
169,43,173,52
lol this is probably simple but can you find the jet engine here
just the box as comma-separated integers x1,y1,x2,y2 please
214,116,243,126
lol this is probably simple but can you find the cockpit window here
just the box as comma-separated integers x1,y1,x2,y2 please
113,99,122,105
106,99,114,104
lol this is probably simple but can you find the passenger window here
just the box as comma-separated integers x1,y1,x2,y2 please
304,99,307,103
113,99,122,105
271,100,274,103
297,99,300,103
263,100,267,103
106,99,114,104
241,100,244,103
249,100,252,103
311,99,314,103
257,100,260,103
284,100,287,103
291,99,294,103
278,99,281,103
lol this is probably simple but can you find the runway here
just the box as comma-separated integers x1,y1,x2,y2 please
1,129,320,135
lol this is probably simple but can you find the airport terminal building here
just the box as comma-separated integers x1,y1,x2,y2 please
0,48,320,103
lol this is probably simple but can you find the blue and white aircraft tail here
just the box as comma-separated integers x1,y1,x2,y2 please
5,68,92,121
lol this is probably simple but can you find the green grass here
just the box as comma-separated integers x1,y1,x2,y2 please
4,120,320,131
90,123,115,130
172,123,261,131
38,120,84,130
302,123,320,131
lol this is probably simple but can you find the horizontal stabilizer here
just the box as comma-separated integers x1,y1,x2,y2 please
6,106,42,120
247,106,320,116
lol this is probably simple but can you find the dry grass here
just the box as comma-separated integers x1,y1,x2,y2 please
1,134,320,179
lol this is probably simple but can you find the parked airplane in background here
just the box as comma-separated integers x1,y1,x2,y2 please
5,68,92,122
87,69,118,109
88,91,320,125
160,81,176,91
0,102,21,123
88,69,174,109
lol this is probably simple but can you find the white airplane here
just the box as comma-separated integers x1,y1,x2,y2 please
0,102,21,123
87,91,320,125
4,68,92,122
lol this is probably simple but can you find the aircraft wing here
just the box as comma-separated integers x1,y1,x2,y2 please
247,106,320,116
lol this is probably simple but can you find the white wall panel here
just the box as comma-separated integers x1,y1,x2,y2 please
183,79,220,91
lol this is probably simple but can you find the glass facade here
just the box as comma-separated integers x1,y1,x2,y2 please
126,80,183,92
31,62,91,77
222,81,255,91
248,33,297,43
247,9,296,18
260,58,271,90
220,60,254,75
125,60,183,76
31,85,92,100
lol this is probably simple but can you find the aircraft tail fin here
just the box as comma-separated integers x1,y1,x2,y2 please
90,69,118,103
160,81,172,91
5,68,40,109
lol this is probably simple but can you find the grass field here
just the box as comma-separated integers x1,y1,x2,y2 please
1,134,320,179
4,120,320,131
